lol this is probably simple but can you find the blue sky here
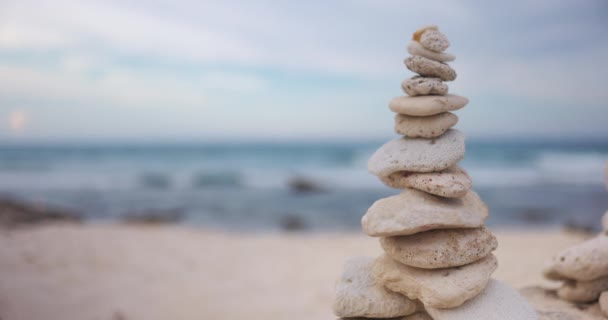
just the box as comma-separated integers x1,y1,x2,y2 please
0,0,607,142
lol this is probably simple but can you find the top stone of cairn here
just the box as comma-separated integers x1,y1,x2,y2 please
413,25,450,53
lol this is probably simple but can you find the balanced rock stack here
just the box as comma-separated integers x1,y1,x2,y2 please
543,165,608,318
333,26,536,320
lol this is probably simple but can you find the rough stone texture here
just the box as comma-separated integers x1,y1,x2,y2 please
557,276,608,303
522,286,605,320
394,112,458,138
333,257,419,318
373,254,497,309
544,235,608,281
407,41,455,62
380,165,471,198
368,129,465,176
600,291,608,317
412,25,438,42
405,56,456,81
401,76,448,96
380,227,497,269
420,30,450,52
389,95,468,117
362,189,488,237
426,280,538,320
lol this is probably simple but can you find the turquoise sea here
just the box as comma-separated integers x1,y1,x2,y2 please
0,138,606,231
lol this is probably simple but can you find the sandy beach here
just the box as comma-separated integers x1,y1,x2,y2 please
0,223,591,320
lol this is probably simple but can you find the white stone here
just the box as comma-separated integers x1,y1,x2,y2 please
407,41,455,62
362,189,488,237
380,227,497,269
333,257,419,318
545,235,608,281
405,56,456,81
426,279,538,320
402,77,448,96
368,129,465,176
557,276,608,303
420,30,450,52
373,254,497,308
389,94,468,117
603,210,608,232
394,112,458,138
380,165,471,198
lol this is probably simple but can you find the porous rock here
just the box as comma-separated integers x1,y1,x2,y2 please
420,30,450,52
394,112,458,138
362,189,488,237
380,165,471,198
372,254,497,308
333,256,419,318
545,235,608,281
405,56,456,81
402,77,448,96
380,227,497,269
368,129,465,176
407,41,455,63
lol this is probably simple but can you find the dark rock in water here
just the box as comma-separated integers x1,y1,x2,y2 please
287,177,326,193
123,208,183,225
563,220,595,235
192,172,241,188
279,214,308,231
518,208,551,223
139,173,171,189
0,197,80,227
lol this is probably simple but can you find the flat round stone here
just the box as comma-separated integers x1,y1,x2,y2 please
333,257,419,318
368,129,465,176
362,189,488,237
402,76,448,96
380,227,497,269
389,94,468,117
372,254,497,308
405,56,456,81
380,165,471,198
394,112,458,138
544,235,608,281
407,41,455,62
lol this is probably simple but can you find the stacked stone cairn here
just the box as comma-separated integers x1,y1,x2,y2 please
333,26,537,320
543,162,608,317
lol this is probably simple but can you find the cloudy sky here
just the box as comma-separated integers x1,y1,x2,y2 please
0,0,607,142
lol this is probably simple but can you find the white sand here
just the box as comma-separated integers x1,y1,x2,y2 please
0,224,589,320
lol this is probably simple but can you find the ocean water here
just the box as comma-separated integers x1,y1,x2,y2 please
0,139,606,231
